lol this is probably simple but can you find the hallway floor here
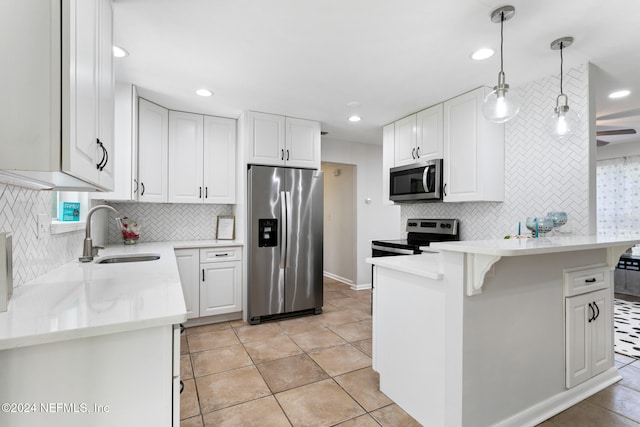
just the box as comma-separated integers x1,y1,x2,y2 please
180,278,640,427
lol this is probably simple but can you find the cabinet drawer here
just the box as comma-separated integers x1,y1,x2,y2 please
200,247,242,263
564,264,610,297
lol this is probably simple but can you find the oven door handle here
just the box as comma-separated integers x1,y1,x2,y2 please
371,244,418,255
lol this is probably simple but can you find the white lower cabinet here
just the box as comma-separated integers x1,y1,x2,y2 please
564,265,613,389
175,246,243,319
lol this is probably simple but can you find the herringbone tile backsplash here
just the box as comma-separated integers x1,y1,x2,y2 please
402,63,591,240
0,184,83,287
105,202,233,243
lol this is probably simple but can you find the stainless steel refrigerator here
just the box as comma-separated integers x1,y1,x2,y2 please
247,165,324,324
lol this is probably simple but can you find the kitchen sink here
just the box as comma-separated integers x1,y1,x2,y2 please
95,253,161,264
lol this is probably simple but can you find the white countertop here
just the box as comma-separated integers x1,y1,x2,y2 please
0,242,187,350
430,235,640,256
366,252,442,279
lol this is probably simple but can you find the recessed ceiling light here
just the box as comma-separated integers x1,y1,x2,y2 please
112,45,129,58
471,48,494,60
609,90,631,99
348,115,361,122
196,89,213,97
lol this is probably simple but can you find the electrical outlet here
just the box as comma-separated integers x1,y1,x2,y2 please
37,214,50,239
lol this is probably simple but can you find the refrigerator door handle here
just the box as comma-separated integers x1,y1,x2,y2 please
285,191,292,268
280,191,287,269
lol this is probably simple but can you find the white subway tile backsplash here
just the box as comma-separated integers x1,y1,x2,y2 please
105,202,233,243
401,63,591,240
0,184,83,287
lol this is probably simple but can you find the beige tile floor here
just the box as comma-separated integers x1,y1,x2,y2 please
180,278,640,427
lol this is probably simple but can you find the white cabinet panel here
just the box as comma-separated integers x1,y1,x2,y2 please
443,87,504,202
201,261,242,317
394,115,417,166
168,111,204,203
175,249,200,319
285,117,321,169
247,112,286,165
416,104,443,162
203,116,236,204
138,98,169,203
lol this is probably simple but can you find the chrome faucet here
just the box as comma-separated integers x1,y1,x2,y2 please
79,205,119,263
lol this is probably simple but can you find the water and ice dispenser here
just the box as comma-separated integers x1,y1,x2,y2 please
258,219,278,247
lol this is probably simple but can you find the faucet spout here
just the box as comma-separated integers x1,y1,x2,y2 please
79,205,119,262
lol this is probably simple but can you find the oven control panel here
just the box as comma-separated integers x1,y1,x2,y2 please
406,218,459,235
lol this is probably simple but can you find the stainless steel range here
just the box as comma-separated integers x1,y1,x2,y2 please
371,218,460,257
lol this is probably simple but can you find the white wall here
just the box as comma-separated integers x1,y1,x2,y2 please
322,138,401,288
400,62,595,240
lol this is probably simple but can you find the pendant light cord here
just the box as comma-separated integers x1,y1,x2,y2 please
500,11,505,73
559,41,564,95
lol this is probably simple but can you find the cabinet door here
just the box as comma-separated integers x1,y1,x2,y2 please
175,249,200,319
285,117,320,169
200,261,242,316
63,0,101,187
246,112,285,166
416,104,443,161
203,116,236,203
138,98,169,202
96,0,114,190
168,111,204,203
393,114,417,167
565,288,612,388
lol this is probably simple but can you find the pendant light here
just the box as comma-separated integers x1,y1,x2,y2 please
482,5,521,123
547,37,580,141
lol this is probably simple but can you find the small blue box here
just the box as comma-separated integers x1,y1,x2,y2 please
58,202,80,222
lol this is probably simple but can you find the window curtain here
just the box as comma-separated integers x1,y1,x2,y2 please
597,156,640,236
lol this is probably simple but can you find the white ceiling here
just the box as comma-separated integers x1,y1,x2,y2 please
113,0,640,146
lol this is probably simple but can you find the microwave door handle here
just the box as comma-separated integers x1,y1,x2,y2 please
422,165,431,192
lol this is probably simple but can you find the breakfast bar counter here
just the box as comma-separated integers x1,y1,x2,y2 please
367,235,639,427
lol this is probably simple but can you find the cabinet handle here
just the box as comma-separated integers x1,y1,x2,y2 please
443,183,447,197
133,179,138,194
100,143,109,171
205,187,208,198
593,301,600,321
416,147,421,158
199,187,202,199
202,269,205,282
141,182,145,196
587,302,594,323
411,148,416,159
585,278,597,283
180,380,184,394
286,149,290,161
281,149,285,160
215,253,229,257
96,139,107,170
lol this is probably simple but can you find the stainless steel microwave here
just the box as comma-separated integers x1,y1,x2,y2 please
389,159,443,202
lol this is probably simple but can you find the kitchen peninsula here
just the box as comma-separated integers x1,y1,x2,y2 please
368,235,640,427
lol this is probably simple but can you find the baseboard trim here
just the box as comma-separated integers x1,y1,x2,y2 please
493,367,622,427
323,272,371,291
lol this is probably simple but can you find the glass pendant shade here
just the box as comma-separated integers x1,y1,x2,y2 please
482,83,521,123
547,100,580,141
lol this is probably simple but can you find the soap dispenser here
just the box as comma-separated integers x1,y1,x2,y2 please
0,232,13,312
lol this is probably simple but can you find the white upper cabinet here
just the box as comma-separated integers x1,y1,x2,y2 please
0,0,114,191
168,111,204,203
168,112,236,204
393,115,417,167
245,111,321,169
92,83,138,201
393,104,442,167
138,98,169,203
285,117,321,169
443,87,504,202
203,116,237,204
416,104,443,162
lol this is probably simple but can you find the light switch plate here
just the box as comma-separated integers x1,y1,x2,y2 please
37,213,50,239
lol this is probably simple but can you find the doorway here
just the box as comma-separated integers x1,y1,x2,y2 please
321,162,356,286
